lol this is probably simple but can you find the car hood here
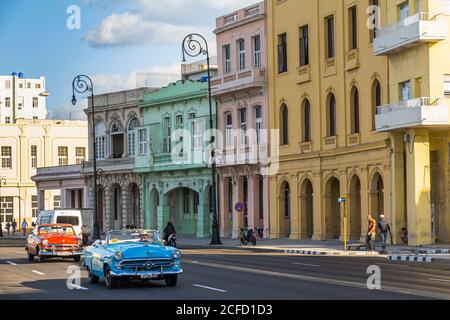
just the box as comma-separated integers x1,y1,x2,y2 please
107,242,175,259
40,234,80,244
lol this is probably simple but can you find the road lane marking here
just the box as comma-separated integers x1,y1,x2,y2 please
193,284,227,293
6,261,17,266
67,284,89,290
429,278,450,283
15,251,25,255
378,263,410,267
31,270,45,275
292,262,321,267
185,259,450,300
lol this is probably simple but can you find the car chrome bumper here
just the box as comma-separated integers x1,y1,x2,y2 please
39,251,83,256
110,269,183,277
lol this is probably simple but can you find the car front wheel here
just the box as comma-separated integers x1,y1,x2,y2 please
165,275,178,287
104,265,117,289
27,250,35,262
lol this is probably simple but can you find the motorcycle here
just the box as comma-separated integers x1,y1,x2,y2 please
239,228,256,246
166,233,177,248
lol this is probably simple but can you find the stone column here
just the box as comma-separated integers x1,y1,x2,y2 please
390,132,406,244
218,176,230,238
406,129,432,245
196,186,211,238
262,176,270,238
339,171,349,242
104,188,111,232
122,187,129,229
157,193,170,233
289,175,300,240
312,173,324,240
359,167,370,242
269,176,279,238
247,175,259,232
231,176,244,239
37,189,45,212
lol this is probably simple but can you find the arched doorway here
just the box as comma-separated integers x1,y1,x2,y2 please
111,184,122,230
370,173,384,220
325,177,340,239
96,186,104,233
166,187,200,236
150,188,159,229
300,179,314,239
349,175,361,240
280,181,291,238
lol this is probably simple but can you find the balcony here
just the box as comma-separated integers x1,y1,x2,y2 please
375,97,450,132
374,12,447,56
211,68,265,96
83,157,134,174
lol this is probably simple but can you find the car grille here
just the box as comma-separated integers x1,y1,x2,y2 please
42,244,81,252
119,259,174,271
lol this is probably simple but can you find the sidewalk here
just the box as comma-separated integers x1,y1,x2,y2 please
177,236,450,262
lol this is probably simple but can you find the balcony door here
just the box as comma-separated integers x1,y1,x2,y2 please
400,80,411,102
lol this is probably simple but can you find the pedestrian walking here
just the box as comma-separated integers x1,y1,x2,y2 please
366,214,377,251
0,222,3,237
21,219,28,236
5,222,11,236
12,219,17,236
377,214,391,251
401,227,408,244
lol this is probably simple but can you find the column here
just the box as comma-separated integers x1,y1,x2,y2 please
268,176,279,238
122,187,129,228
231,176,244,239
196,187,211,238
218,176,230,238
262,176,270,238
289,175,300,240
104,188,111,232
247,175,259,232
339,171,349,242
359,167,370,242
157,193,170,232
312,173,324,240
37,189,45,212
406,129,432,245
390,132,406,244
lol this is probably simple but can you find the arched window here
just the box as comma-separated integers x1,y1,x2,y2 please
351,87,360,134
127,118,140,156
372,80,381,130
281,104,289,145
95,122,107,160
327,94,337,137
303,99,311,142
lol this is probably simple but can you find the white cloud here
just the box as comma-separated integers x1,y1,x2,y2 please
48,102,87,121
84,0,260,48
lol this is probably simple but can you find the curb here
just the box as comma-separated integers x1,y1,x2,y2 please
178,244,281,253
284,249,381,256
414,249,450,254
388,255,433,263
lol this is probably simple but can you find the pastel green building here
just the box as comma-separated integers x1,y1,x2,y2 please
134,80,216,238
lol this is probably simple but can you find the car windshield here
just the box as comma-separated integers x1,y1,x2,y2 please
39,226,75,235
107,230,162,245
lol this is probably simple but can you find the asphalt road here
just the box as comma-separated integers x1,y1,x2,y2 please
0,245,449,300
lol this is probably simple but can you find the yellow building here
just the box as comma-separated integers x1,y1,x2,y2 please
0,119,88,227
267,0,392,242
374,0,450,245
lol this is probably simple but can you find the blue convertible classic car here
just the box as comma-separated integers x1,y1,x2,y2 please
82,229,182,289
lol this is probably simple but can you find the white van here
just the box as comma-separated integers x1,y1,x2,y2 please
35,210,83,238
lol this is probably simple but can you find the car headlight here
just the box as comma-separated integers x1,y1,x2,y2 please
114,251,123,261
77,240,83,246
173,250,181,260
42,240,49,246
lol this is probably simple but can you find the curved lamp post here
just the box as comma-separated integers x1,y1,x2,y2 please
182,33,221,245
0,178,6,237
71,75,100,240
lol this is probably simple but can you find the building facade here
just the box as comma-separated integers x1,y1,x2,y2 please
0,74,48,124
135,80,216,238
374,0,450,245
82,87,158,234
212,2,270,238
0,119,88,226
267,0,392,241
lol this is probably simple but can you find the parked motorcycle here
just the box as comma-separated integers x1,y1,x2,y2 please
239,228,256,246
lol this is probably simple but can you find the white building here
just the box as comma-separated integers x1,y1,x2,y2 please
0,73,48,124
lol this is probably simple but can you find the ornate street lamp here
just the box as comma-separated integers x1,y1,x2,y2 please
182,33,222,245
71,75,100,240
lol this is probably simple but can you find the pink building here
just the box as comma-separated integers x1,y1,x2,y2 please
212,2,269,239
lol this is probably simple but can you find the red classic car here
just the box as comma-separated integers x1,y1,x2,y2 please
26,224,83,262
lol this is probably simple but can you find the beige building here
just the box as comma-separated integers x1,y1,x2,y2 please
267,0,391,242
0,119,88,227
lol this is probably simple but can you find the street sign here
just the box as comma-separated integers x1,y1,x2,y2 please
235,202,244,212
338,197,346,203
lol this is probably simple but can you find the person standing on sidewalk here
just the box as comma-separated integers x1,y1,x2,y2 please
11,219,17,236
366,215,377,251
5,222,11,236
0,222,3,237
377,215,391,251
21,219,28,236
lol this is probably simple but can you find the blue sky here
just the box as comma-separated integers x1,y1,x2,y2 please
0,0,258,119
